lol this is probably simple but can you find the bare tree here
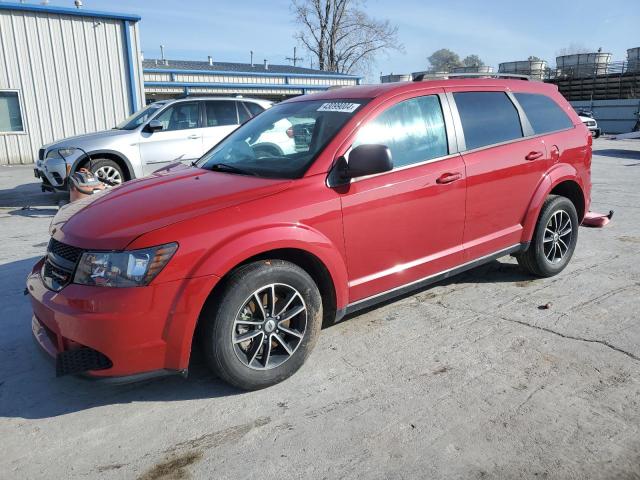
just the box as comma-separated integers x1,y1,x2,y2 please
292,0,403,74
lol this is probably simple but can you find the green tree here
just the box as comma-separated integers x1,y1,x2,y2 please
462,54,484,67
427,49,462,72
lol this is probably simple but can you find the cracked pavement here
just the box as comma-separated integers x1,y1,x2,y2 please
1,138,639,479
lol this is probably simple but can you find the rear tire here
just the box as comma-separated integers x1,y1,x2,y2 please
200,260,322,390
516,195,578,277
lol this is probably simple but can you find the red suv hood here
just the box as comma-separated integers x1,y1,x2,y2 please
52,165,291,250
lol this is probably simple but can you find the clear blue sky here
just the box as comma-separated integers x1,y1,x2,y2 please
46,0,639,80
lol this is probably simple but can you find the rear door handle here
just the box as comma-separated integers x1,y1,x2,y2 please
188,134,201,140
525,151,544,161
436,172,463,184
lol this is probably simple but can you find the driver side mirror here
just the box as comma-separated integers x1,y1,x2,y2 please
144,119,164,133
329,144,393,186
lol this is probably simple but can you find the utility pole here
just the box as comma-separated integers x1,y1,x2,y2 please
286,47,303,67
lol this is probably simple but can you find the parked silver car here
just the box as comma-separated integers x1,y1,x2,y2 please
35,97,278,190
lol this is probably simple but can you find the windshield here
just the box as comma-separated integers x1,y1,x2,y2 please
196,99,367,179
115,103,166,130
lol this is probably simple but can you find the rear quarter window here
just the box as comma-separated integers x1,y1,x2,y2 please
513,93,574,134
453,92,523,150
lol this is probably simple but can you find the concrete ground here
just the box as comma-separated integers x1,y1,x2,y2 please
1,138,639,479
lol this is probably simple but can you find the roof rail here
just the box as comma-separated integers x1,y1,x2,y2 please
413,72,531,82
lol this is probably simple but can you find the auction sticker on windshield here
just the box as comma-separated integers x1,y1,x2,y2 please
317,102,361,113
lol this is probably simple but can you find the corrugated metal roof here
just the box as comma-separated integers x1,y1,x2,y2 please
143,59,357,77
0,2,141,22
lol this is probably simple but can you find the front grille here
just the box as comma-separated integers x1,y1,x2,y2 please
38,148,45,160
56,347,112,376
42,260,74,291
48,238,83,264
42,239,84,291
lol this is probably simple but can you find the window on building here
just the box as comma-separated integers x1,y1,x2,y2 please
352,95,448,168
453,92,523,150
513,92,574,134
0,91,25,133
205,101,238,126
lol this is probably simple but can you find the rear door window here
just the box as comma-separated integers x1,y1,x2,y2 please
453,92,523,150
205,101,238,127
513,93,573,134
352,95,448,168
244,102,265,117
236,102,251,123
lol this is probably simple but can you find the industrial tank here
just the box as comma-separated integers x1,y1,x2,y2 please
411,71,448,80
450,65,494,74
555,52,612,78
498,60,548,80
380,73,412,83
628,48,640,72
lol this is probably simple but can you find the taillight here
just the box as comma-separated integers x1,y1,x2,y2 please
587,133,593,147
286,127,294,138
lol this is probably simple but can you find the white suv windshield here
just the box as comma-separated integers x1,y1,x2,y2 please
115,103,166,130
196,99,367,179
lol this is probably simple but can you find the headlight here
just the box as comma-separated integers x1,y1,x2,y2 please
73,243,178,287
47,147,78,159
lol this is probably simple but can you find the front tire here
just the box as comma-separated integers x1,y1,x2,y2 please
516,195,579,277
88,158,124,186
200,260,322,390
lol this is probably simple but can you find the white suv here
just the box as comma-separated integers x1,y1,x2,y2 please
577,111,601,138
35,97,295,190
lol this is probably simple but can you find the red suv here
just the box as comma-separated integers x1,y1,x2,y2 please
27,78,591,390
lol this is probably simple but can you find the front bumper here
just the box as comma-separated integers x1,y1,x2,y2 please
38,157,70,190
27,257,219,380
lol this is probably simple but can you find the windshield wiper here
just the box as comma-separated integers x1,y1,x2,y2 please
208,163,257,176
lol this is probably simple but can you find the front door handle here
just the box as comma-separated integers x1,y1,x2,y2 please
188,134,201,140
525,151,544,161
436,172,463,184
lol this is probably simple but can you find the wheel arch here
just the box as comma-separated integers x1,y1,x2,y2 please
73,150,136,181
207,248,339,328
166,227,349,370
522,167,586,242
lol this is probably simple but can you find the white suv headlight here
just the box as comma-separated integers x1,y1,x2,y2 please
46,147,78,159
73,243,178,287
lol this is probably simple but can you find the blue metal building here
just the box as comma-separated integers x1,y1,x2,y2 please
143,58,361,101
0,2,145,165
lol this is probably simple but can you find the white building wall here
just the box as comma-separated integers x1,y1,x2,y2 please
0,8,144,164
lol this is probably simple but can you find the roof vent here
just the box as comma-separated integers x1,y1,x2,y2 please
264,59,269,70
208,56,213,66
